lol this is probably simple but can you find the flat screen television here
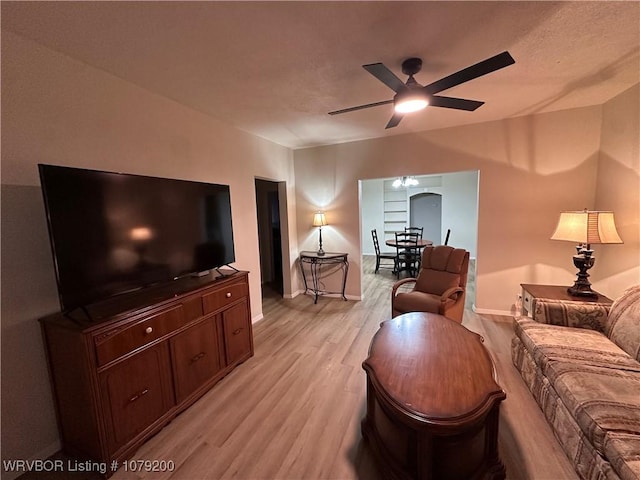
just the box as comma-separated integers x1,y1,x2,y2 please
39,164,236,312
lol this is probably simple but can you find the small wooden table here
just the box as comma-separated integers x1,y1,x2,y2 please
520,284,613,318
362,312,506,480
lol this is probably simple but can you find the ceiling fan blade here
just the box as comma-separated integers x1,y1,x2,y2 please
423,51,515,95
363,63,406,93
328,99,393,116
429,96,485,111
385,112,404,129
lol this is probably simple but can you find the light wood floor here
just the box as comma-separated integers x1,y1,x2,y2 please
32,256,580,480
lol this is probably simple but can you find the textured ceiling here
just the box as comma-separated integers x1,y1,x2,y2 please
2,1,639,149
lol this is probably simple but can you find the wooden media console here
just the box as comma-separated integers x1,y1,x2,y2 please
40,270,253,477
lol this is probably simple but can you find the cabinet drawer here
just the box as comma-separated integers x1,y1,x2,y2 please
202,281,248,314
522,289,534,318
95,306,184,366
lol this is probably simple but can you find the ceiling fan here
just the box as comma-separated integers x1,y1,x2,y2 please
328,51,515,129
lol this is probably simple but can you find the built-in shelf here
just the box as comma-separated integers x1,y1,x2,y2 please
383,181,408,241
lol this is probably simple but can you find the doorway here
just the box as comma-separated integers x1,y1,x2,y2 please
359,171,479,308
255,179,284,297
410,193,442,243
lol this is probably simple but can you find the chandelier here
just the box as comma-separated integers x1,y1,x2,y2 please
392,176,419,188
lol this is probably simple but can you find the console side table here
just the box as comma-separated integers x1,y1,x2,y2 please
299,251,349,303
521,284,613,325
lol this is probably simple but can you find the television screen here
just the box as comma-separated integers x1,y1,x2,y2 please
39,164,235,311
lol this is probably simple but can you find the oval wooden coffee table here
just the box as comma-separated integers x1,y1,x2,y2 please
362,312,506,480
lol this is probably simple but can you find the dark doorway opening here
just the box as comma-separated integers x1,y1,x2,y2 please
255,179,284,298
410,192,442,244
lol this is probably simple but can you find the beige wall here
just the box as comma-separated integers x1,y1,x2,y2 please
293,100,638,312
1,31,296,470
593,84,640,296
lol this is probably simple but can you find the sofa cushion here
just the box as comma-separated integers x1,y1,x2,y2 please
604,432,640,480
544,361,640,452
514,317,640,371
534,298,609,332
605,285,640,362
512,336,627,480
514,315,640,479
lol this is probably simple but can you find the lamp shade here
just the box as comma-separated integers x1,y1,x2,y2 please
551,210,623,244
312,212,327,227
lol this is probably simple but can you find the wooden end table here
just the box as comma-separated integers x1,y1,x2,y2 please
520,284,613,320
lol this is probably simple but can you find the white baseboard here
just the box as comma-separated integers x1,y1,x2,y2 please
472,305,513,316
284,290,360,301
298,291,360,301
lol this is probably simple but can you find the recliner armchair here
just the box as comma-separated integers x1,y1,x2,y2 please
391,245,470,322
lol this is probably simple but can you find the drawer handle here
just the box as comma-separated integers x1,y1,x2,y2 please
127,388,149,404
232,327,243,336
145,326,153,334
190,351,206,364
226,292,232,298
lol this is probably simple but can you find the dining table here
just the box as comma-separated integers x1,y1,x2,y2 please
385,238,433,277
385,238,433,250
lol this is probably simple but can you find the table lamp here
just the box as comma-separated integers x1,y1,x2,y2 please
550,209,623,297
312,212,327,256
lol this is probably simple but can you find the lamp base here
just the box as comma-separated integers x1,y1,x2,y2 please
317,227,325,256
567,284,598,298
567,250,597,298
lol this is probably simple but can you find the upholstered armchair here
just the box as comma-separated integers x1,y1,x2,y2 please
391,245,470,322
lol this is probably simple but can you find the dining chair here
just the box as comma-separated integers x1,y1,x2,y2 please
404,226,424,239
371,229,396,274
394,231,420,279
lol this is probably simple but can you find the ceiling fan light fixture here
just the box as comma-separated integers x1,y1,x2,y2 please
395,99,428,113
329,51,515,128
394,89,429,114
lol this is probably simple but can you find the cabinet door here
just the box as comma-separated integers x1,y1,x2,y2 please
221,300,253,366
99,343,173,453
170,318,222,404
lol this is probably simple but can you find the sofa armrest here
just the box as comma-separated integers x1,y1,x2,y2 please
533,298,610,332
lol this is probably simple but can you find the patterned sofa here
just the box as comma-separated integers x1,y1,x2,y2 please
511,285,640,480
